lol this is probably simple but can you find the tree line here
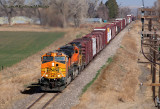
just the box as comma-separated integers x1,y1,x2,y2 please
0,0,131,27
154,0,160,17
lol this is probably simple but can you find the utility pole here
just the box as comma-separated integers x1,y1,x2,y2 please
139,6,160,108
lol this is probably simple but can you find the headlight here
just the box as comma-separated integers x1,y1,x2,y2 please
46,74,48,77
52,63,54,66
57,74,60,77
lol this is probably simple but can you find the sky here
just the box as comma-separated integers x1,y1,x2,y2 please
102,0,157,9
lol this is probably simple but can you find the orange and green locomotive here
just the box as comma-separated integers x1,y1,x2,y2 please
39,44,84,91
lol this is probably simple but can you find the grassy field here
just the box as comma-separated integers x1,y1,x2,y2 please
0,31,64,68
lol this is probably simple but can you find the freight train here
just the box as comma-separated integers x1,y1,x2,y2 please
39,15,135,91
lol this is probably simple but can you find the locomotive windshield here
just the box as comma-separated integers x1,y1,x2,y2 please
54,56,65,64
42,56,53,63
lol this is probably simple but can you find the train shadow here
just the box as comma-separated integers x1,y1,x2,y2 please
21,83,42,95
20,83,59,94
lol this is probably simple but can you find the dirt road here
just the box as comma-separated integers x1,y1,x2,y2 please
72,21,156,109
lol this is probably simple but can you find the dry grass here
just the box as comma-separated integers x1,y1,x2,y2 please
72,21,155,109
0,23,106,33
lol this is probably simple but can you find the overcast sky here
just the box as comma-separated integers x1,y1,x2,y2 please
102,0,157,8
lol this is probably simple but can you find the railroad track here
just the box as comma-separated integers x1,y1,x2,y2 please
26,93,59,109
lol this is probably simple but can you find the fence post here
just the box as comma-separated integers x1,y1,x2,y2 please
1,66,3,70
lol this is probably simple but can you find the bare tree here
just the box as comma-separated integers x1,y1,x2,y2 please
0,0,89,27
97,2,109,20
28,0,50,25
68,0,88,27
154,0,160,17
118,7,131,18
50,0,70,28
40,5,64,27
88,2,96,18
40,0,88,27
0,0,25,25
87,0,98,18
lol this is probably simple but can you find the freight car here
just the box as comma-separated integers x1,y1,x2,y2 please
39,15,134,91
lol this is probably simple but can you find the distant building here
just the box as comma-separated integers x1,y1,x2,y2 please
0,17,8,25
0,16,40,25
83,18,103,23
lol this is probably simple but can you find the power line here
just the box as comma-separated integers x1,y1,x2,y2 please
142,0,145,7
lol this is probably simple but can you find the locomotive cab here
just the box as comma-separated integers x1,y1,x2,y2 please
40,52,68,91
41,52,67,79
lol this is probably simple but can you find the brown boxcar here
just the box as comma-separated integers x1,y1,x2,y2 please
92,27,107,51
112,21,121,34
105,23,116,39
83,36,93,62
127,15,132,24
85,34,97,57
116,18,126,30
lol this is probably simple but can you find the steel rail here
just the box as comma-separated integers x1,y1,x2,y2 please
26,93,47,109
42,93,59,109
26,93,59,109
